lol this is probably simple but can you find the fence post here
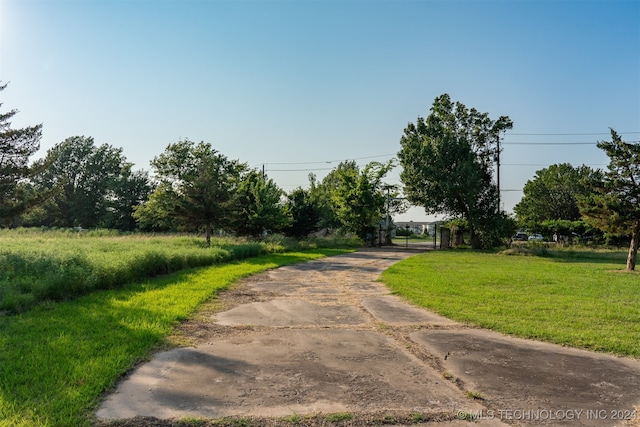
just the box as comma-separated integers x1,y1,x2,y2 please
440,227,451,249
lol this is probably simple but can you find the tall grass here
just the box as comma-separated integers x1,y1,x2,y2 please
0,229,361,314
0,250,348,427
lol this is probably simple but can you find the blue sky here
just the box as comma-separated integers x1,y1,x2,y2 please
1,0,639,221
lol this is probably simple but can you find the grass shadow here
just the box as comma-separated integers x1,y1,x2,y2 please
0,250,346,426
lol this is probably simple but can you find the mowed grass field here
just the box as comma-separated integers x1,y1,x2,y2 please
380,248,640,358
0,229,353,427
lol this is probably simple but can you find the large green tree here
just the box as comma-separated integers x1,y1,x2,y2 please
515,163,602,223
328,160,394,242
579,129,640,271
398,94,513,248
231,170,290,237
0,82,46,225
145,140,247,245
32,136,148,229
132,182,180,232
308,172,341,231
105,166,154,231
284,186,321,238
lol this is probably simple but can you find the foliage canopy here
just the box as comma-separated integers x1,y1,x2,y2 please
144,140,248,245
398,94,512,248
579,129,640,270
515,163,603,224
0,82,45,225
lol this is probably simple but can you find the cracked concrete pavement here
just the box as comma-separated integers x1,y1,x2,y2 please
96,248,640,426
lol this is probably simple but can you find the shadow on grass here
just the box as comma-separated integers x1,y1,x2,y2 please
499,245,628,266
0,268,202,426
0,250,348,426
546,250,628,266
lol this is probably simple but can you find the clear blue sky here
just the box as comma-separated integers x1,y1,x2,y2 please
1,0,639,221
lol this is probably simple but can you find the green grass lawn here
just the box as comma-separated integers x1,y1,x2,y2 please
380,249,640,358
0,249,351,427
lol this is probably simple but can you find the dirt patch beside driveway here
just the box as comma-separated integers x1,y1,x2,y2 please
96,248,640,426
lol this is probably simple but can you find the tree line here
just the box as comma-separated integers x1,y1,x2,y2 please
511,129,639,270
0,83,403,244
398,94,638,270
1,83,638,269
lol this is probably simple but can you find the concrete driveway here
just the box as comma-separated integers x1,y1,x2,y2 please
96,248,640,426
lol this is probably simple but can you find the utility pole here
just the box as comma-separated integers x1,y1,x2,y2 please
496,135,501,212
385,185,391,245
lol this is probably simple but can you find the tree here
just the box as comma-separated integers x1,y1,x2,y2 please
579,129,640,271
33,136,144,229
147,140,247,245
308,172,342,231
105,166,153,231
231,170,290,237
329,160,394,242
0,82,46,225
398,94,513,248
132,182,180,232
284,187,321,238
515,163,603,224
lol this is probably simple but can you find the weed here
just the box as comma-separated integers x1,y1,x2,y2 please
466,390,484,400
176,417,208,426
214,417,254,427
411,413,427,422
280,414,303,424
381,413,399,423
325,412,353,422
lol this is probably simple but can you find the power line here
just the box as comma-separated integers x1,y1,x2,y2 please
260,131,640,180
262,135,640,168
266,153,396,166
503,142,595,145
508,131,640,136
502,163,607,167
503,140,640,145
267,167,335,172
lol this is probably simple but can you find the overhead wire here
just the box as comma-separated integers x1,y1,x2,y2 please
507,131,640,136
258,131,638,192
503,141,640,145
260,132,639,170
266,152,397,166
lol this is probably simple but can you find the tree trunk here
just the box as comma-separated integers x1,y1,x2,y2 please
454,229,464,246
205,224,212,247
626,220,639,271
469,224,481,249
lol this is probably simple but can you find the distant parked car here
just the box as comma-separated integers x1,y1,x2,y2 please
528,233,544,241
512,232,528,241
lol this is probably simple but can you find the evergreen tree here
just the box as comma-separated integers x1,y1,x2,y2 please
0,82,45,225
579,129,640,271
146,140,247,245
